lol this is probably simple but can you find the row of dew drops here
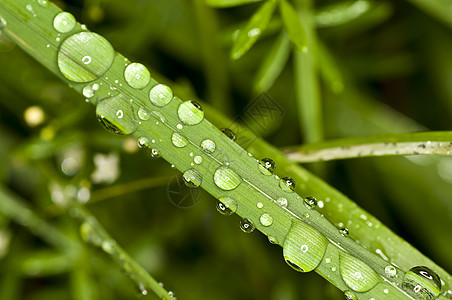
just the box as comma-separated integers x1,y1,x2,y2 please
7,3,445,299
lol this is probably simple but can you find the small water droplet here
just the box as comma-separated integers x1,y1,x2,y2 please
137,137,149,148
214,166,242,190
276,197,288,207
216,197,238,215
201,139,216,153
177,101,204,125
176,124,183,130
194,156,203,164
37,0,49,7
53,12,76,33
280,177,295,193
183,169,202,188
0,17,7,29
137,107,150,121
385,265,397,278
26,4,37,17
304,197,317,209
101,240,116,254
268,236,278,244
149,84,173,107
83,84,95,98
258,158,276,175
344,291,358,300
58,32,115,82
260,213,273,226
172,132,188,148
240,218,255,233
124,63,150,89
340,228,349,237
248,28,261,38
138,282,148,296
257,202,263,209
168,291,176,298
402,266,441,300
220,128,236,141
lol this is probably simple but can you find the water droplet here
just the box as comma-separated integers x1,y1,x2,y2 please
149,148,161,158
402,266,441,300
137,107,150,121
260,213,273,226
240,218,255,233
339,252,380,292
385,266,397,278
258,158,276,175
177,101,204,125
26,4,36,17
194,156,203,164
268,236,278,244
344,291,358,300
172,132,188,148
303,196,317,209
83,85,95,98
58,32,115,82
96,95,137,135
283,221,328,273
182,169,203,188
138,282,148,296
340,228,349,237
201,139,216,153
220,128,236,141
124,63,150,89
137,137,149,148
0,17,7,29
276,197,288,207
168,291,176,298
248,28,261,37
149,84,173,107
101,240,116,254
257,202,263,209
53,12,76,33
213,166,242,190
216,197,238,216
37,0,49,7
80,222,102,246
280,177,295,193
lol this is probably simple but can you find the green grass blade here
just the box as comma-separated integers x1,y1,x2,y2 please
205,0,264,8
231,0,278,60
406,0,452,29
279,0,308,53
284,131,452,163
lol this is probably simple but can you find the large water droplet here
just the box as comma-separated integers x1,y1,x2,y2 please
182,169,203,188
280,177,295,193
339,252,380,292
137,137,149,148
149,84,173,107
138,107,150,121
96,94,138,135
283,221,328,273
172,132,188,148
213,166,242,191
216,197,238,216
124,63,151,89
402,266,441,300
303,196,317,209
258,158,276,175
201,139,216,153
220,128,236,141
240,218,255,233
53,12,76,33
260,213,273,226
58,32,115,83
177,101,204,125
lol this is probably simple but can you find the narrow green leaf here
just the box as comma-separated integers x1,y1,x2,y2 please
231,0,277,60
205,0,263,8
279,0,308,53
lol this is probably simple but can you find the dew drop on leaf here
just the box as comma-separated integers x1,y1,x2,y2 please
37,0,49,7
259,213,273,226
53,12,76,33
344,291,358,300
276,197,288,207
137,137,149,148
258,158,276,175
137,107,150,121
201,139,216,153
280,177,295,193
149,84,173,107
177,101,204,125
213,166,242,191
124,63,151,89
182,169,203,188
402,266,441,300
340,227,349,237
172,132,188,148
385,265,397,278
303,196,317,209
240,218,255,233
216,197,238,216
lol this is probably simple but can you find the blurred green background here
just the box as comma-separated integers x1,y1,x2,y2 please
0,0,451,299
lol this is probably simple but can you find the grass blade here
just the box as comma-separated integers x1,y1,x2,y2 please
279,0,308,53
205,0,263,8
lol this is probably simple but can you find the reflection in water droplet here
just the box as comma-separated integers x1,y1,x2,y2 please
280,177,295,193
268,236,278,244
260,213,273,226
96,95,137,135
183,169,203,188
53,12,76,33
258,158,276,175
137,137,149,148
257,202,263,209
149,148,161,158
220,128,236,141
340,228,349,237
402,266,441,300
385,266,397,278
303,196,317,209
149,84,173,107
214,166,242,191
124,63,151,89
240,218,255,233
138,107,150,121
344,291,358,300
177,101,204,125
172,132,188,148
201,139,216,153
58,32,115,82
276,197,288,207
339,252,380,292
216,197,238,216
